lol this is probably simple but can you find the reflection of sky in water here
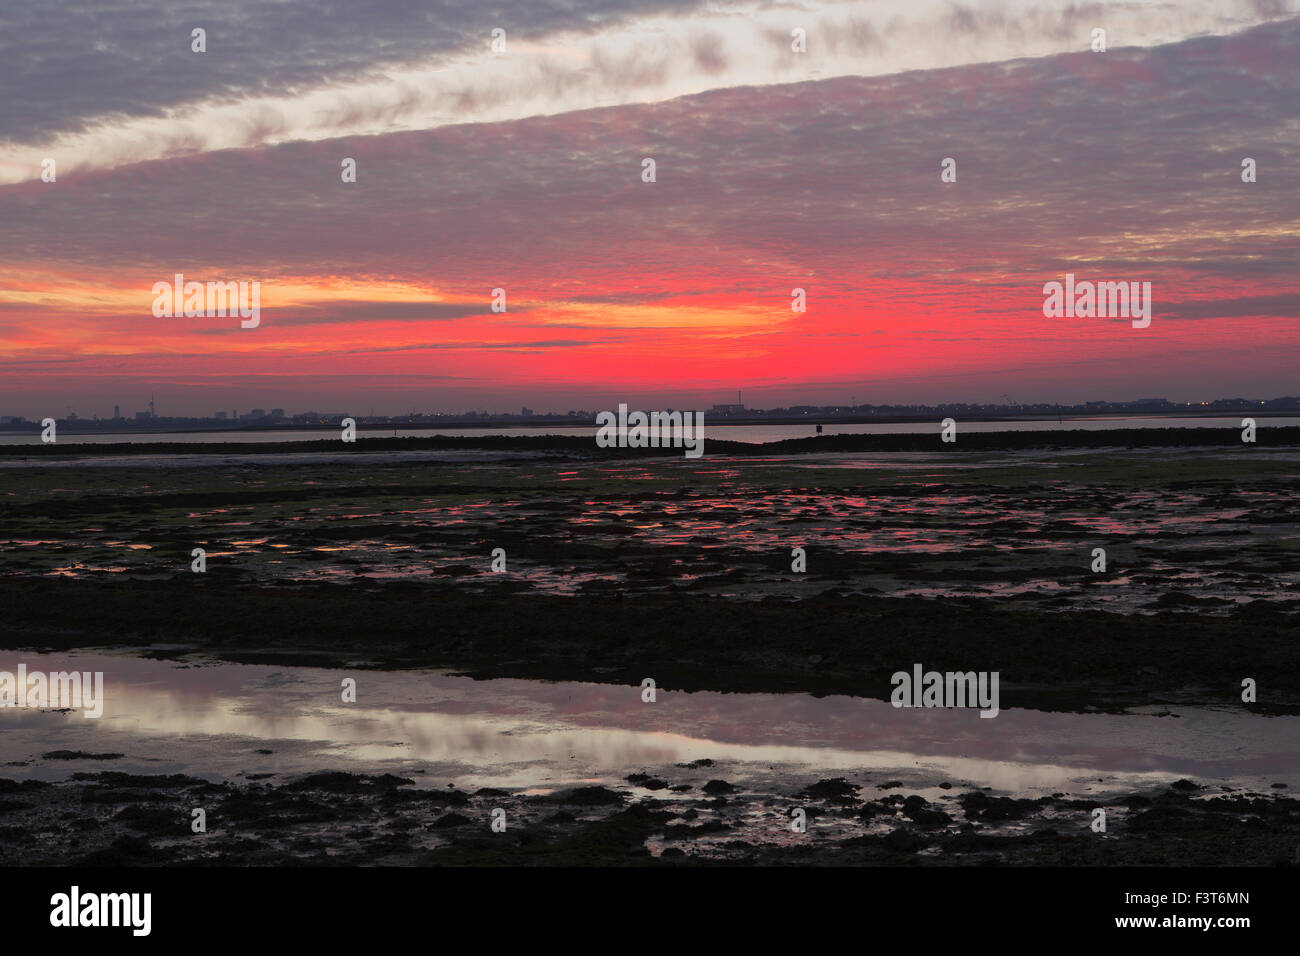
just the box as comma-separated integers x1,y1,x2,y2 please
7,447,1295,613
1,652,1294,798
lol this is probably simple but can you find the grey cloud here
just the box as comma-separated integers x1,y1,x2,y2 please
0,0,713,143
1158,294,1300,320
820,16,886,55
188,300,509,331
337,339,611,355
947,5,980,35
588,44,672,89
690,31,728,75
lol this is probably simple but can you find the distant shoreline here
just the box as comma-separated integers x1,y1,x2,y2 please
1,425,1298,458
2,409,1299,439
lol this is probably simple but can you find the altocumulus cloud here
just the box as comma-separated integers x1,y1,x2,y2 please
2,0,1296,181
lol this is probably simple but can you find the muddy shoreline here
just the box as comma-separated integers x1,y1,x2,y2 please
2,770,1294,866
4,579,1297,715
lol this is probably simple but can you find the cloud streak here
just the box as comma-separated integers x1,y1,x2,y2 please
3,0,1296,182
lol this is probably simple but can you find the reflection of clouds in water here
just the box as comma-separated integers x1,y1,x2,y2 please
0,652,1295,795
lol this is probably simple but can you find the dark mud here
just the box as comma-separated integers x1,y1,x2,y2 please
1,771,1294,866
3,577,1297,714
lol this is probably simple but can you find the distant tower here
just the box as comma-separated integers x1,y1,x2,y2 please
149,393,156,418
113,405,120,419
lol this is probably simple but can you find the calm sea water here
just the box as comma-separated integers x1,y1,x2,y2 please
1,416,1294,446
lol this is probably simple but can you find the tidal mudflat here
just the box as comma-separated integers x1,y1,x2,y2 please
1,432,1297,864
2,440,1298,616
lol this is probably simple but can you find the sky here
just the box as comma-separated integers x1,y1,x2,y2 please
1,0,1297,418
